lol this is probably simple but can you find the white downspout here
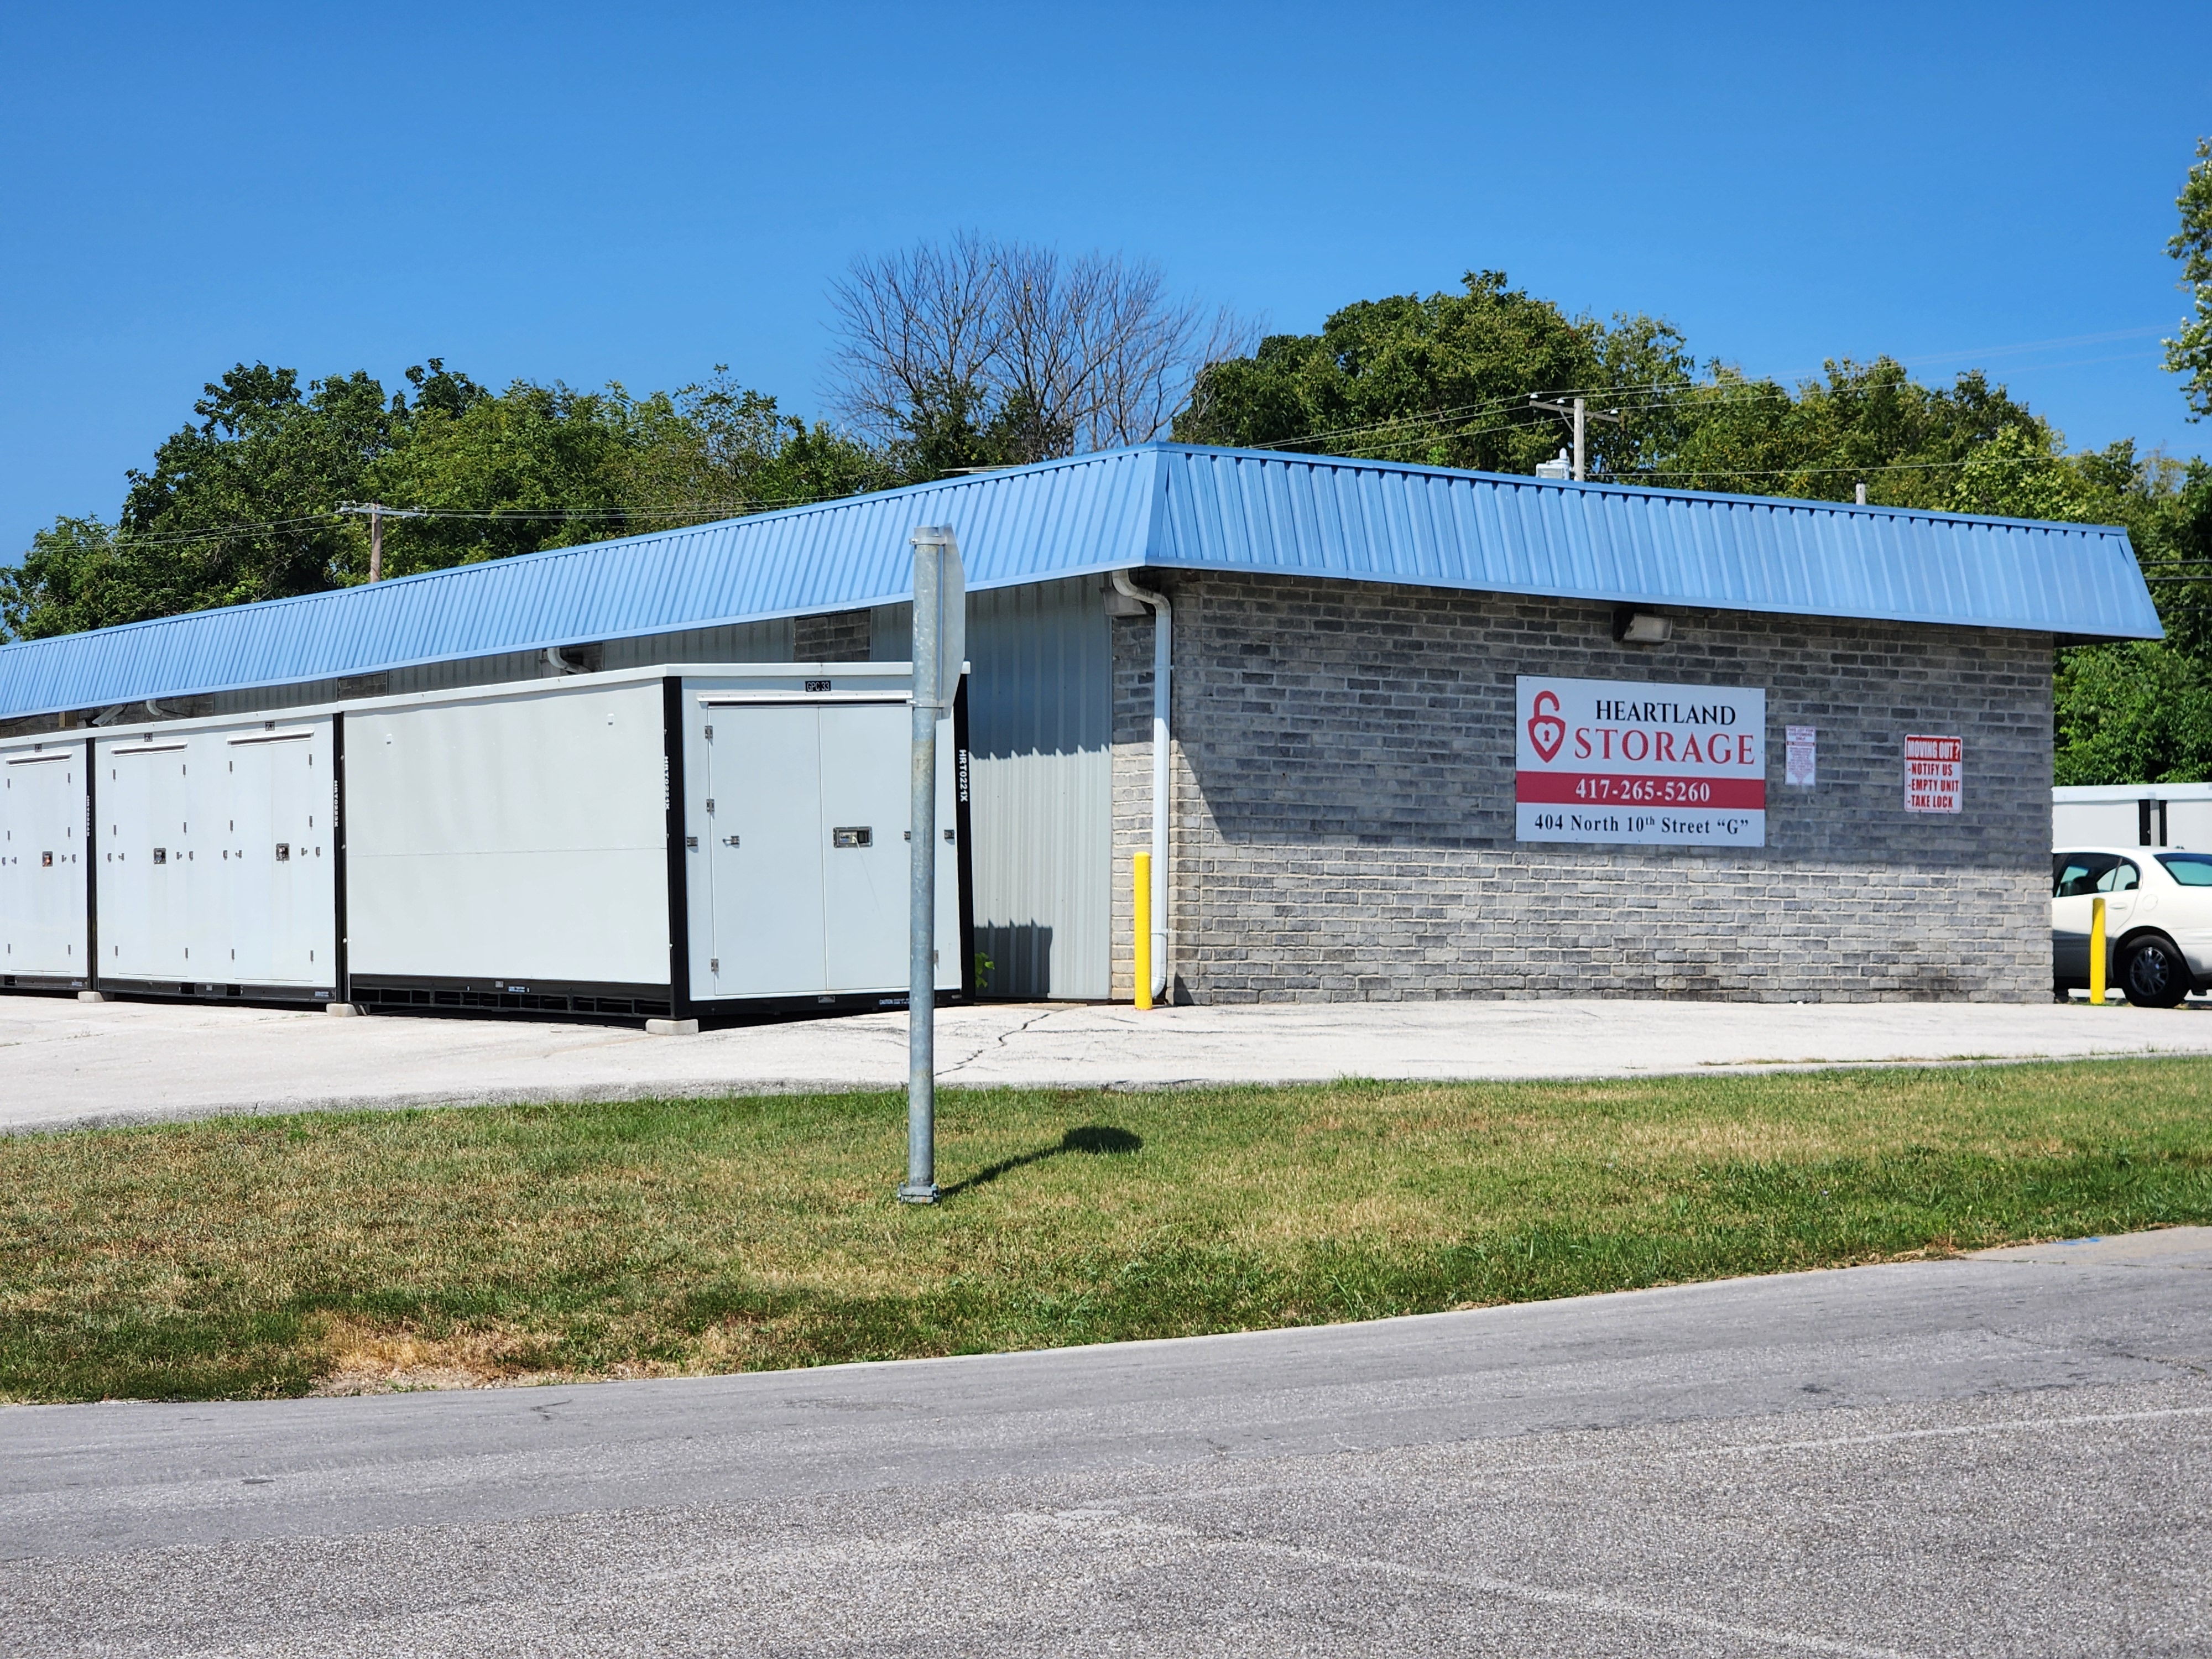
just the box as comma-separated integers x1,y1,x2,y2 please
1110,569,1171,1002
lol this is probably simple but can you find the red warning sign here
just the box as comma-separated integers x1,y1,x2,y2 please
1903,734,1962,814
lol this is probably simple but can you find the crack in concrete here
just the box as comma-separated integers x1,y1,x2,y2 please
937,1007,1063,1079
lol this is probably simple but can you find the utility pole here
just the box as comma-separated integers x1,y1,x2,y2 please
1527,395,1624,482
337,503,427,582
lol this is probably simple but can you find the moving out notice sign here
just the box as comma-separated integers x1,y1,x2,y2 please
1903,734,1963,813
1516,676,1766,847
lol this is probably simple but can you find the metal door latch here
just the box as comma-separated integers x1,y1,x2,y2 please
722,835,740,847
705,797,716,813
684,836,699,849
275,843,290,862
832,827,872,848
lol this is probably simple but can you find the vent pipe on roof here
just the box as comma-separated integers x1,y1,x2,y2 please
1110,570,1172,1004
1856,482,1869,506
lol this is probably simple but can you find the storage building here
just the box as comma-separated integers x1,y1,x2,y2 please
0,442,2163,1011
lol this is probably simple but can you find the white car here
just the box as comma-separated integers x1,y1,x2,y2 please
2052,847,2212,1006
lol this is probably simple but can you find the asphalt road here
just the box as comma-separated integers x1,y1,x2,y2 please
5,1230,2208,1657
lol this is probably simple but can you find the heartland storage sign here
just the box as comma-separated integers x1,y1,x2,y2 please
1516,676,1766,847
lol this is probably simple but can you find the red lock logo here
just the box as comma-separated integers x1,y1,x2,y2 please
1526,689,1566,763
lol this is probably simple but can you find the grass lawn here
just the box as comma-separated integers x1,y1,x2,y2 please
3,1059,2209,1403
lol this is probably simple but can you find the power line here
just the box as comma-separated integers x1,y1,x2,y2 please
77,495,863,552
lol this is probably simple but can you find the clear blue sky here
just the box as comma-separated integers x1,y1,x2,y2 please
1,2,2203,555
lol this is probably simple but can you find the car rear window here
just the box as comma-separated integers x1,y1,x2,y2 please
2157,853,2212,886
2053,853,2138,896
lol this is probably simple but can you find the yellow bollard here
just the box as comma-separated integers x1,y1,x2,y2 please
1133,851,1152,1010
2089,895,2107,1006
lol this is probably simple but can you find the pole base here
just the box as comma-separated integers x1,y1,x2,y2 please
896,1182,940,1205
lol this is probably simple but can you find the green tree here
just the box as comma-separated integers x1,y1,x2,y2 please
124,363,399,604
0,518,135,640
2164,136,2212,420
1658,359,2055,508
3,360,893,639
1942,430,2212,789
364,378,653,575
2054,641,2212,785
1175,270,1695,476
622,370,894,520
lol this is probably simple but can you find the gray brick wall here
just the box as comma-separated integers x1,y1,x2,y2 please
794,608,872,662
1110,572,2053,1004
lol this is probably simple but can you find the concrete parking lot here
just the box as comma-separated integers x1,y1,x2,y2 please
4,992,2211,1132
4,1228,2206,1656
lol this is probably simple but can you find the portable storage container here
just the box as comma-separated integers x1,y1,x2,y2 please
92,715,341,1001
0,736,91,989
2053,784,2212,852
340,662,970,1020
0,664,970,1021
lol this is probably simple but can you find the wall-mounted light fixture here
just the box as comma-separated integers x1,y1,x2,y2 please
1613,609,1673,644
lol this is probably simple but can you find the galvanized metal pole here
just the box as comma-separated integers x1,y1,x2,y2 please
369,505,383,583
900,526,958,1203
1572,398,1587,483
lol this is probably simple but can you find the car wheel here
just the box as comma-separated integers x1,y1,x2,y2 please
2118,936,2191,1009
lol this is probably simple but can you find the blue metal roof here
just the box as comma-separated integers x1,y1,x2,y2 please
0,443,2162,719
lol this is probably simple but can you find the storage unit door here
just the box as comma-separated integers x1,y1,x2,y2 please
1,747,89,978
98,739,199,980
216,726,337,986
817,703,915,993
697,706,828,998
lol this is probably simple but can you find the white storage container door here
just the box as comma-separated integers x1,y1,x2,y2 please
697,706,828,997
1,745,89,976
818,704,916,992
212,726,337,985
98,737,196,979
688,695,961,1001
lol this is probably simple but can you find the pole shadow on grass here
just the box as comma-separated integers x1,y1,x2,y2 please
940,1125,1143,1197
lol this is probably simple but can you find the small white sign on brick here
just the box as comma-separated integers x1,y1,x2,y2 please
1903,734,1963,813
1785,726,1816,787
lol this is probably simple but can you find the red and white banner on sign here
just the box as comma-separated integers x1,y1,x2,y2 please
1903,734,1963,813
1516,676,1766,846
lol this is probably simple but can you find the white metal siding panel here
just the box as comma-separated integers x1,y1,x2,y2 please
347,681,670,985
965,578,1112,999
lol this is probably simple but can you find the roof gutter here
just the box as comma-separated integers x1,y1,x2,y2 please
1110,570,1171,1003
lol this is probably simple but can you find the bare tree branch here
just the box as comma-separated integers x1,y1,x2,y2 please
827,234,1250,474
827,230,1004,450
